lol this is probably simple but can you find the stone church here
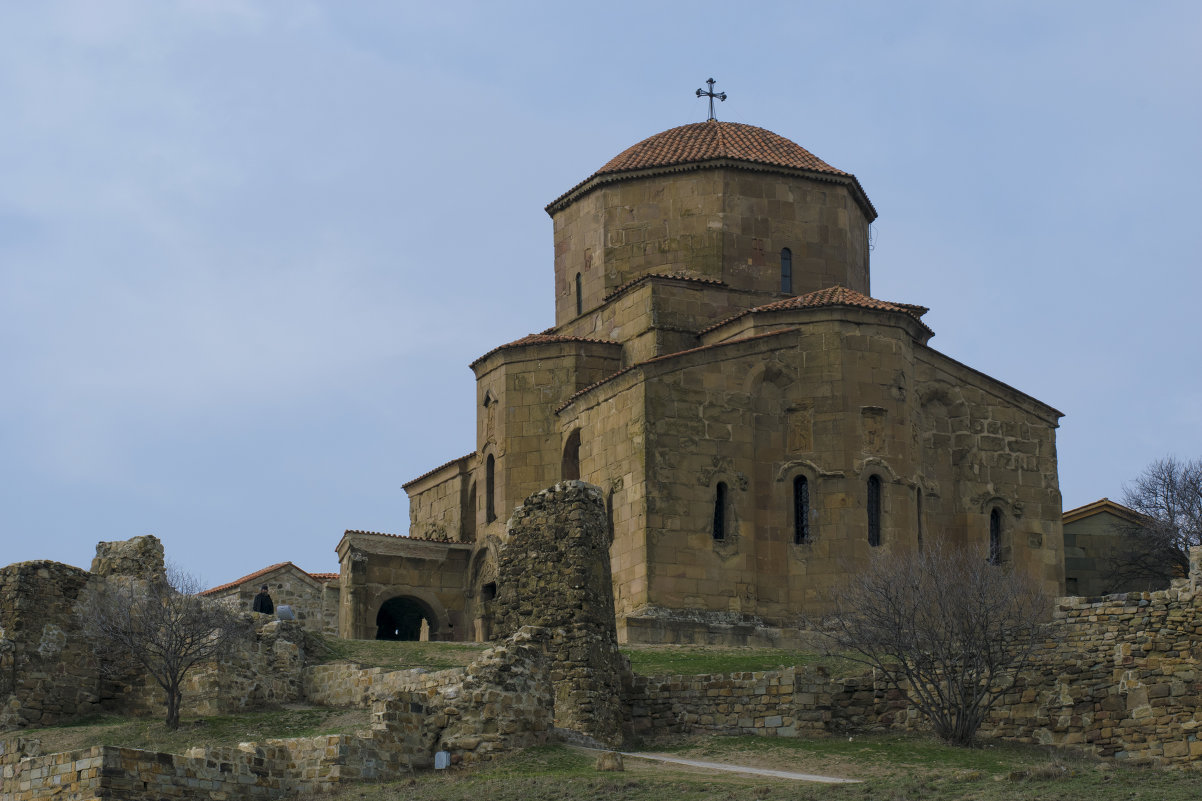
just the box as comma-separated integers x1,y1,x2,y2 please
336,116,1066,645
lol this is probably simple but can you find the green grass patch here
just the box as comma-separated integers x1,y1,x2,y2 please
621,644,860,677
4,706,370,756
310,635,488,671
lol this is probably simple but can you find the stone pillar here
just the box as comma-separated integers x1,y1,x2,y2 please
1189,545,1202,591
491,481,626,747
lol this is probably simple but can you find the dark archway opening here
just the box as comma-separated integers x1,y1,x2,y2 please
562,429,581,481
375,596,435,641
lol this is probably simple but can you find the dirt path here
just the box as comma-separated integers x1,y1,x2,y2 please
619,751,861,784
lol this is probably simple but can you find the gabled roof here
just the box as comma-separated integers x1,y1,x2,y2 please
701,285,933,337
601,272,726,303
469,333,621,369
1063,498,1148,526
201,562,334,596
401,453,475,491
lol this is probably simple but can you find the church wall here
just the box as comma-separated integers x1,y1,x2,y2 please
470,342,621,543
719,171,871,299
912,350,1064,598
632,319,926,627
552,172,726,327
554,279,760,365
405,459,473,543
550,168,871,328
555,371,649,639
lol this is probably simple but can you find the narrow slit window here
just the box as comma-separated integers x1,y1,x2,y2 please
780,248,793,293
575,272,583,316
867,475,882,547
989,508,1002,565
793,475,810,544
713,482,728,541
916,487,924,550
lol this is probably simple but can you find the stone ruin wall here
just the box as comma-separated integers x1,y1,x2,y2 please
1,627,553,800
0,561,98,729
0,536,311,730
490,481,627,747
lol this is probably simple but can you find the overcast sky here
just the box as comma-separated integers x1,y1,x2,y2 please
2,1,1199,587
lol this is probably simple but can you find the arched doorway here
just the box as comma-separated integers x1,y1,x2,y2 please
375,596,436,641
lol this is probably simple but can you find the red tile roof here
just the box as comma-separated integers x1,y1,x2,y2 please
469,333,621,369
700,285,932,336
342,529,464,544
200,562,334,596
547,121,876,220
596,121,847,178
602,272,726,303
401,453,475,490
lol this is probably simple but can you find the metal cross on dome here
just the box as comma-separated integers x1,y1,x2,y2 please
696,78,727,121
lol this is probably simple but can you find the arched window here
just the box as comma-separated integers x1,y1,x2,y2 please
562,429,581,481
713,482,728,541
867,475,882,547
485,455,496,523
780,248,793,293
575,272,583,316
793,475,810,544
989,508,1002,565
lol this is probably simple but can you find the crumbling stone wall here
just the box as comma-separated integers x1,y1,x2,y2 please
2,626,553,799
0,561,100,728
1,536,310,730
491,481,626,746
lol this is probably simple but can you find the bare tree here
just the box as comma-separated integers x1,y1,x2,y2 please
817,544,1048,746
1115,456,1202,587
81,566,247,729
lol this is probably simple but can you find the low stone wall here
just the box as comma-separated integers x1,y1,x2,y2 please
0,734,397,800
625,552,1202,766
980,578,1202,762
625,666,912,741
303,662,435,708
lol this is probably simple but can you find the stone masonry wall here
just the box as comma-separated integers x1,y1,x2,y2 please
626,549,1202,766
979,557,1202,762
491,482,627,747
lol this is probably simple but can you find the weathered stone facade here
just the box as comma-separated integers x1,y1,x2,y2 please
201,561,340,636
490,482,627,747
402,118,1065,645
